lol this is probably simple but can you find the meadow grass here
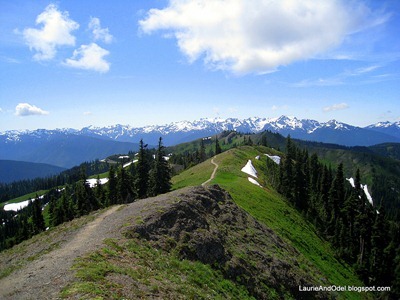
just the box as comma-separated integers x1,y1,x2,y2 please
173,146,366,299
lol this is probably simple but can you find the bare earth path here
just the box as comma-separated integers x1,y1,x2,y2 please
0,192,184,300
202,157,219,186
0,205,122,299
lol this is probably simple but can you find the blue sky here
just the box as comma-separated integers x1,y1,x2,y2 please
1,0,399,131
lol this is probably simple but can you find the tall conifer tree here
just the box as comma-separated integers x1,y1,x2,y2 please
149,137,171,196
135,139,151,198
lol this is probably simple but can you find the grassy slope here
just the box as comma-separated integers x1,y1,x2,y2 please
172,146,365,299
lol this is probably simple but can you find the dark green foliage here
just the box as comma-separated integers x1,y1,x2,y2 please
95,176,106,207
31,195,45,235
107,165,118,205
215,136,222,155
116,166,135,203
135,139,151,199
148,137,171,197
277,135,397,293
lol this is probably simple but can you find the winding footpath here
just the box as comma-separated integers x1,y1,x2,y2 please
0,205,122,299
202,157,219,186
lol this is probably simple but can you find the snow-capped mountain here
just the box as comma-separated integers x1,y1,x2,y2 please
1,116,400,151
365,121,400,140
70,116,400,146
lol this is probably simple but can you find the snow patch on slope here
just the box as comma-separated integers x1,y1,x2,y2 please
346,177,373,206
265,154,281,165
248,177,262,187
241,160,257,178
4,195,44,212
86,178,109,188
361,184,373,206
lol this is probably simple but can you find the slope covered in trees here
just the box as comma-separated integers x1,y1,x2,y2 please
0,138,171,251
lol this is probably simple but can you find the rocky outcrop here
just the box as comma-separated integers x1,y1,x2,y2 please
124,185,326,299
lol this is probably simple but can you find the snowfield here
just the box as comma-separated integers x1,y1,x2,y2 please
123,159,138,168
241,160,258,178
86,178,109,188
4,195,44,212
265,154,281,165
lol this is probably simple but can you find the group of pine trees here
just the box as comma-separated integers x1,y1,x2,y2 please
0,138,171,251
0,193,47,250
276,136,400,293
49,137,171,226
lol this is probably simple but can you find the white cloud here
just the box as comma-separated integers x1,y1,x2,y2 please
22,4,79,60
83,111,93,115
15,103,49,116
139,0,381,74
64,43,110,73
323,103,349,112
88,17,113,44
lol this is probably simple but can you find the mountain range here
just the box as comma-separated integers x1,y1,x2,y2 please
1,116,399,172
2,115,400,146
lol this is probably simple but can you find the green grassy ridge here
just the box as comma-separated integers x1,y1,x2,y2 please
62,238,255,299
172,146,367,299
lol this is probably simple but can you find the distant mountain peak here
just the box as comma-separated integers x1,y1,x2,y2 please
367,120,400,129
1,116,400,147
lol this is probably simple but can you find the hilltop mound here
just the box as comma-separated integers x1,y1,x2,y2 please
124,185,325,299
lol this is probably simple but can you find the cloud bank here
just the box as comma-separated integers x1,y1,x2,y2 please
15,103,49,116
140,0,382,74
22,4,79,60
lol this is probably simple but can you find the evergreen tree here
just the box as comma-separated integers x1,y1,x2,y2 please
107,165,118,205
31,195,45,234
74,169,98,216
215,136,222,155
327,163,345,237
280,136,295,201
319,165,332,225
95,175,106,207
148,137,172,197
369,203,390,285
199,139,206,162
117,166,135,203
135,139,151,199
260,133,268,147
293,149,309,211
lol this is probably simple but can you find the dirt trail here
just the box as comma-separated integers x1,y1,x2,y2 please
202,157,219,186
0,190,187,300
0,205,121,300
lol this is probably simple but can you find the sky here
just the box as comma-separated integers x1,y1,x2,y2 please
0,0,399,131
